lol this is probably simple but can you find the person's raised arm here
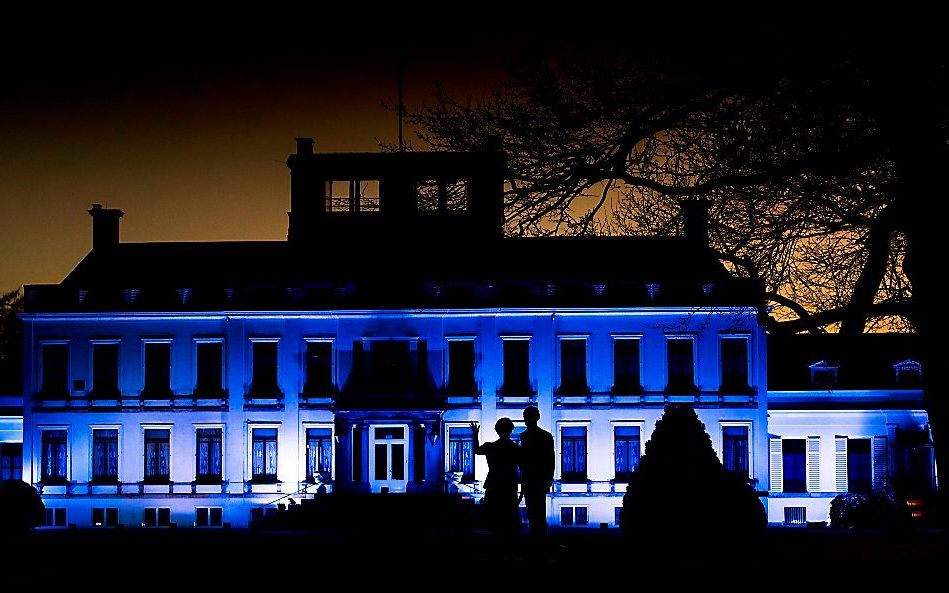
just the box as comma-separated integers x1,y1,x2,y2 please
470,421,485,454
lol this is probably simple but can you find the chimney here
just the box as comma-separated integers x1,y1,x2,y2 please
681,199,710,247
88,203,124,250
295,137,315,155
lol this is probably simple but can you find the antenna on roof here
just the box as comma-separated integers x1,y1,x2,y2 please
397,54,405,152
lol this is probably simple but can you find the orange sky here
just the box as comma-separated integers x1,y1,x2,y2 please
0,31,508,292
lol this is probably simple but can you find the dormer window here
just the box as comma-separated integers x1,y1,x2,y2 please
894,359,922,387
326,180,380,213
809,360,838,388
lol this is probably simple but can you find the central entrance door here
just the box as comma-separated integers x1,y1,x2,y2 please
369,424,409,493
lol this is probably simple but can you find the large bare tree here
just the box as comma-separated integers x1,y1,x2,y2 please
403,24,947,512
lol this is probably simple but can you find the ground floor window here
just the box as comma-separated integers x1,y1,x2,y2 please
196,507,223,527
92,507,119,527
784,507,807,526
0,442,22,481
144,507,171,527
252,428,279,483
448,426,475,482
44,508,66,527
560,506,588,526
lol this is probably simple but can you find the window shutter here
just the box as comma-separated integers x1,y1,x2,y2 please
769,437,782,493
807,436,821,492
873,436,887,491
835,436,848,492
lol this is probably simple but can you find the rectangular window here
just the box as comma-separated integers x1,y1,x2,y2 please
143,342,172,397
667,338,695,393
447,426,475,482
44,508,66,527
560,506,588,526
614,506,623,526
720,337,750,391
561,426,588,483
195,341,224,396
91,342,120,398
196,428,223,483
92,508,118,527
416,178,469,213
558,338,588,393
251,341,280,396
40,343,69,397
613,426,641,483
143,429,170,483
252,428,278,483
326,180,380,212
196,507,223,527
91,429,119,483
0,443,23,481
612,338,641,393
303,341,334,395
41,430,68,484
723,426,750,479
784,507,807,526
144,507,171,528
447,340,477,394
782,439,807,493
848,438,872,493
306,427,333,482
501,339,531,395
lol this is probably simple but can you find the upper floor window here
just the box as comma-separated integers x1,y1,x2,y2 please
251,428,278,483
612,337,641,393
446,339,477,394
303,341,334,395
143,428,171,484
894,360,922,387
809,361,838,388
560,426,588,483
91,429,119,484
666,337,696,394
416,178,469,213
40,343,69,397
250,341,280,397
41,429,68,484
722,425,750,479
195,341,224,396
720,337,750,392
90,342,120,398
558,338,588,394
500,338,532,396
196,427,223,483
1,442,23,481
142,341,172,398
326,179,380,213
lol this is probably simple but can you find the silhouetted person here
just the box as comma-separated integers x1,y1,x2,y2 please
472,418,520,537
519,406,554,537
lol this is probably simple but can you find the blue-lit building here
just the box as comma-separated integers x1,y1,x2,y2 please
17,139,934,529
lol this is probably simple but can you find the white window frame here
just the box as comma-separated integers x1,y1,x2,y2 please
141,338,174,395
556,420,591,481
610,334,643,389
719,420,754,480
556,334,590,392
443,421,478,482
302,337,336,394
89,338,121,395
193,423,226,482
37,339,70,395
89,424,122,483
247,422,281,483
718,333,752,389
560,505,590,526
610,420,645,481
444,335,477,392
664,334,698,389
37,425,70,483
140,423,174,483
193,337,226,394
499,335,533,393
300,421,335,483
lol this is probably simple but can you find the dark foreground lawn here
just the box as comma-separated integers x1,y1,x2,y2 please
1,527,945,585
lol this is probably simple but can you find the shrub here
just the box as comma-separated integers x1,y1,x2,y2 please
0,480,45,534
829,491,909,529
